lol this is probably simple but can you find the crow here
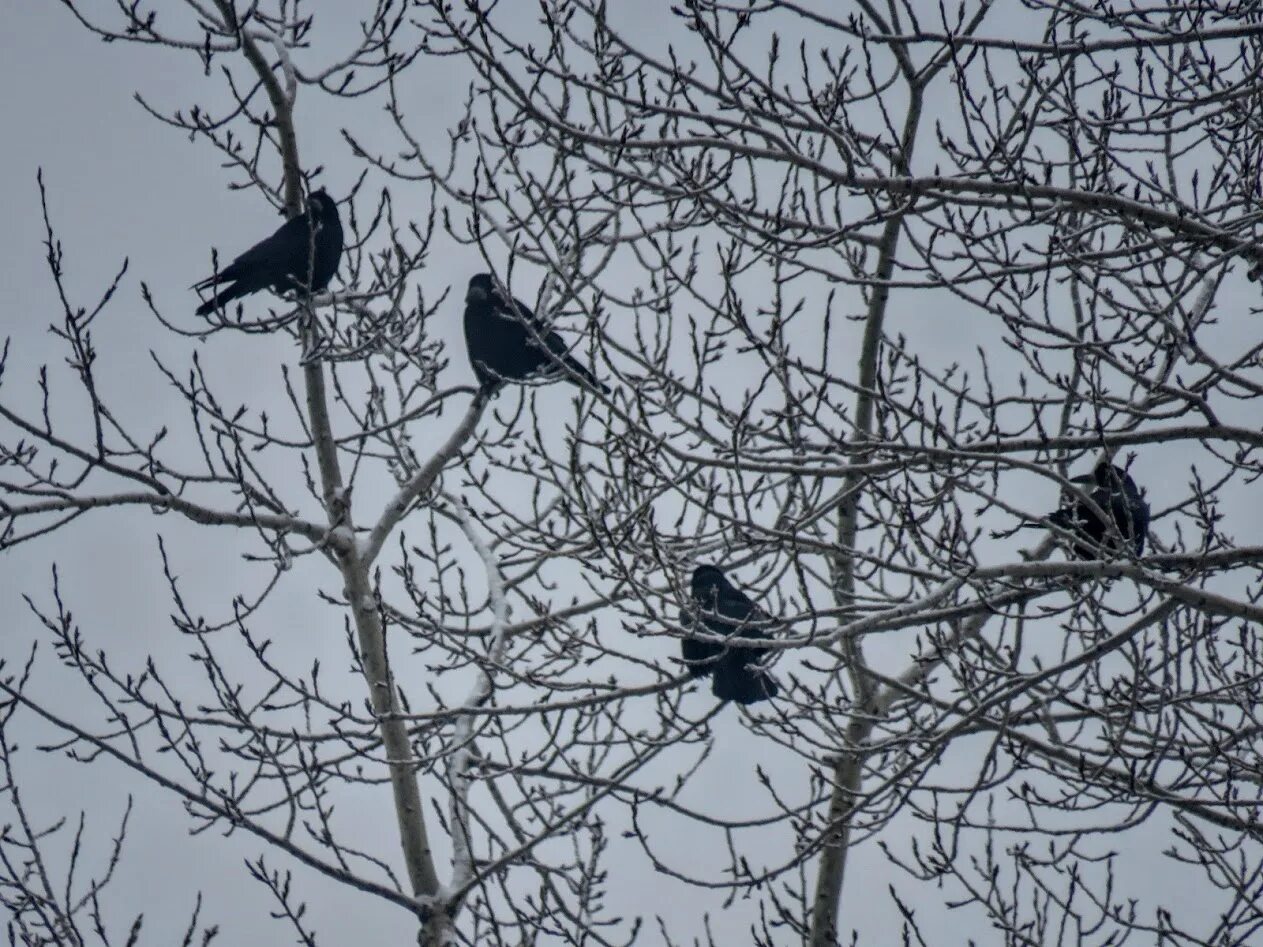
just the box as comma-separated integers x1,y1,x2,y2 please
681,564,780,705
194,189,343,317
464,274,609,395
1047,461,1150,558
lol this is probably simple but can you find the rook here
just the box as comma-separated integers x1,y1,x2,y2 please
194,189,343,317
681,564,780,705
1047,461,1149,558
464,273,608,395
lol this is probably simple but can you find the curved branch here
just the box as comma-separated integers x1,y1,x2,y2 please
360,395,487,567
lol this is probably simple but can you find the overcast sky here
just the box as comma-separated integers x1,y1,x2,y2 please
0,6,830,942
3,3,1258,945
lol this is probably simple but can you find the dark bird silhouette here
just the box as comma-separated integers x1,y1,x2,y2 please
463,274,609,395
681,564,780,705
194,189,343,316
1047,461,1150,558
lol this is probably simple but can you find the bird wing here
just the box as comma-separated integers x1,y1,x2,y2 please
197,212,314,290
679,605,724,676
708,585,780,704
499,298,607,392
714,583,764,630
690,596,734,635
712,664,779,705
500,294,538,326
1047,507,1077,530
488,295,547,350
264,213,322,288
1124,489,1151,555
309,212,343,292
544,335,607,391
515,307,573,364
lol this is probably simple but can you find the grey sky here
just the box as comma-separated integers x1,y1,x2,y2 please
3,3,1260,945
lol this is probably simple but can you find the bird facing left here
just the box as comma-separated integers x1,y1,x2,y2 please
463,273,610,395
194,188,344,317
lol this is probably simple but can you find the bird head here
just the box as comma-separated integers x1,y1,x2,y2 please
690,565,726,599
467,273,498,304
308,188,337,220
1084,462,1133,493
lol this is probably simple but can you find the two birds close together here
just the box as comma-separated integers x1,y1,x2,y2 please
193,189,1152,708
193,190,606,396
679,462,1151,707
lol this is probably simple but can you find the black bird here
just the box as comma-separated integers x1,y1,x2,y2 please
463,274,608,395
1047,461,1150,558
681,565,780,705
195,189,343,316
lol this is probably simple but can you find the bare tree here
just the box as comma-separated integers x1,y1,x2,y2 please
5,1,1263,944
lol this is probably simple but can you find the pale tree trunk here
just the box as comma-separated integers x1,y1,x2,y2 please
813,54,932,944
212,0,445,933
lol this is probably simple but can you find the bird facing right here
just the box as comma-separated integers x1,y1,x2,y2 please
681,564,780,705
463,274,609,395
1048,461,1150,558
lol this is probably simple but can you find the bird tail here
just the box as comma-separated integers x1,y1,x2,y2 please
990,519,1045,540
563,356,610,394
1046,509,1079,531
681,637,721,679
195,282,245,317
713,665,779,705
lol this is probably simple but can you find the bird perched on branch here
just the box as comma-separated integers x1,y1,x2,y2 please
681,564,780,705
194,189,343,316
463,273,609,395
1046,461,1150,558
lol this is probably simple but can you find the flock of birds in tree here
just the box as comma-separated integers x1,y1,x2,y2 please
192,188,1153,708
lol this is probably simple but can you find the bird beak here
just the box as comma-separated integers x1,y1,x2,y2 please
467,283,490,303
1069,473,1095,484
